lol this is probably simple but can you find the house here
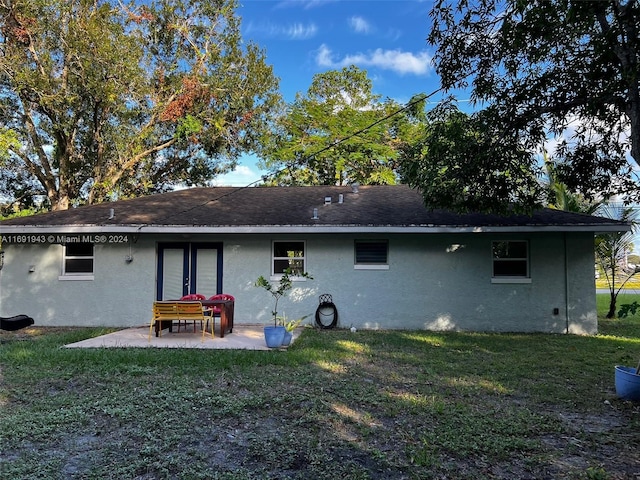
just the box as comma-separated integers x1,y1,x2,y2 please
0,185,629,334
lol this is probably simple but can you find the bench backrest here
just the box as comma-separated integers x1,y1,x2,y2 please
152,301,205,321
175,302,206,319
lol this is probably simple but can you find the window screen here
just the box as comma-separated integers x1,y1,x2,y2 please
355,240,388,265
64,243,94,275
272,241,305,275
492,241,528,277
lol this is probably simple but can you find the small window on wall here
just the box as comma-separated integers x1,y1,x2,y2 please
354,240,389,270
62,242,94,278
272,241,305,277
492,240,529,282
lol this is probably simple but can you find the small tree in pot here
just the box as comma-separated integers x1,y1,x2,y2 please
255,268,312,347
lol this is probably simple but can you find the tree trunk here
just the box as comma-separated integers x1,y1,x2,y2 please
51,194,70,211
606,292,617,319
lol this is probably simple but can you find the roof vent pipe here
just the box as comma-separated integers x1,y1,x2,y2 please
312,208,319,220
338,194,344,204
108,208,115,220
351,183,359,194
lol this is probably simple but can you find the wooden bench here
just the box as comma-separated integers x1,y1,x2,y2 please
148,301,213,342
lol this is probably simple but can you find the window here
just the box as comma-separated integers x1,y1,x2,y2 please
272,241,305,276
63,242,94,276
354,240,389,270
492,241,528,279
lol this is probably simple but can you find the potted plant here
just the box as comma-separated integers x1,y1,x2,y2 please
255,268,312,348
280,315,308,347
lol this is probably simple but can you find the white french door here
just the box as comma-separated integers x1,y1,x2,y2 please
156,242,223,300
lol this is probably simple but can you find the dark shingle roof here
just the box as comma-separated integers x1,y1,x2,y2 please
0,185,629,233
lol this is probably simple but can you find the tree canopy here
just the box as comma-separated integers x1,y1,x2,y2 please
411,0,639,211
0,0,281,211
259,66,406,186
399,100,543,213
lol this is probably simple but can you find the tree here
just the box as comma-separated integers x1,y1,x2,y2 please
543,150,601,214
0,0,281,210
259,66,404,186
426,0,640,206
254,268,312,327
399,100,543,214
594,204,639,318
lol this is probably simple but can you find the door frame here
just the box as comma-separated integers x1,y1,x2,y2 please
156,242,223,300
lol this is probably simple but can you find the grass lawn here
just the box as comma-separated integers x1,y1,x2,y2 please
1,297,639,480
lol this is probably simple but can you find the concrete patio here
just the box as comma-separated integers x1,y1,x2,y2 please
64,324,301,350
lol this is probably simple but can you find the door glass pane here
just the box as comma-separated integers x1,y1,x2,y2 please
162,249,184,300
194,248,217,297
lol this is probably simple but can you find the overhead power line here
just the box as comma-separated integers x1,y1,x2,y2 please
161,87,444,221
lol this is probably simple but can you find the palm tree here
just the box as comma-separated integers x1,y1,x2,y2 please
594,204,639,318
541,152,638,319
543,151,639,318
543,150,600,214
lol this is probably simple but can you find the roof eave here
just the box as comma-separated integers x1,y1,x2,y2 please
0,223,630,235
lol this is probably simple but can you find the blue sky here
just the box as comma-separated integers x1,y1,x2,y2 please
216,0,446,186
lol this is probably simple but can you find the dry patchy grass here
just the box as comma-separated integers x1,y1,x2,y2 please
1,319,639,479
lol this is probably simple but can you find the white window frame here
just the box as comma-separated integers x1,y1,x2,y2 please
354,240,389,270
270,240,306,280
491,240,531,284
59,242,95,281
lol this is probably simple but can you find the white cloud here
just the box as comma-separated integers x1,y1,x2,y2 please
349,16,372,34
275,0,338,10
212,165,265,187
286,23,318,39
315,44,334,67
315,44,432,76
384,28,403,42
245,21,317,40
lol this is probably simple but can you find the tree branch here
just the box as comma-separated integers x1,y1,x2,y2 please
108,137,179,189
18,98,56,189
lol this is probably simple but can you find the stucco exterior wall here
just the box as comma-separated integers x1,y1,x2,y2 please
299,232,596,334
0,237,157,327
0,231,597,333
